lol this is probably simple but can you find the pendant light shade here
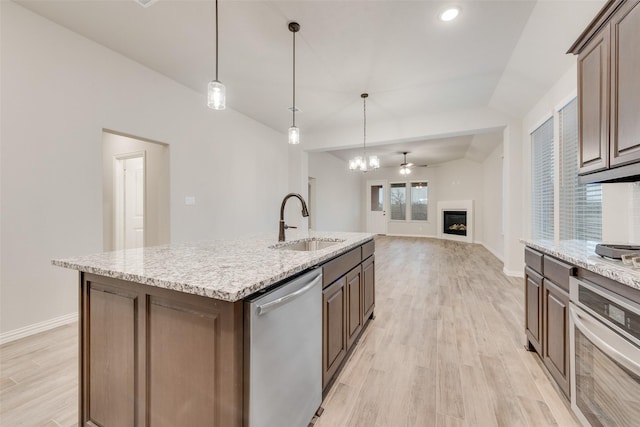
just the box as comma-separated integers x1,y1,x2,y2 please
288,22,300,144
207,0,225,110
288,126,300,145
349,93,379,172
208,80,225,110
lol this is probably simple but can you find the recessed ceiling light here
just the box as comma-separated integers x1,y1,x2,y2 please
134,0,158,8
439,7,460,22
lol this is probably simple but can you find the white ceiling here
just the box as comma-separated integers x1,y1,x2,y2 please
15,0,605,167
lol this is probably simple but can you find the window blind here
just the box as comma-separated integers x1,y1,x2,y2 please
410,182,428,220
531,117,555,240
390,183,406,220
559,99,602,241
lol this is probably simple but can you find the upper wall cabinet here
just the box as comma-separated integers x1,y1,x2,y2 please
569,0,640,183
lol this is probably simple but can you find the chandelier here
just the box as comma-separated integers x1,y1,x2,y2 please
349,93,379,172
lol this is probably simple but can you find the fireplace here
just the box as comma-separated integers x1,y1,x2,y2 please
443,210,467,236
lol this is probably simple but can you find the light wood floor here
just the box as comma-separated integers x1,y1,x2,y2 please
0,236,579,426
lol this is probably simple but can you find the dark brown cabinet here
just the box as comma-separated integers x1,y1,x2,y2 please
362,255,375,321
80,273,244,427
610,0,640,167
570,0,640,182
542,279,570,398
577,26,610,173
346,266,363,349
322,277,348,389
524,247,574,399
525,266,543,355
321,239,375,391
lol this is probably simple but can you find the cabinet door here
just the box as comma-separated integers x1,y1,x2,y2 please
578,25,610,174
543,279,570,398
524,267,543,355
362,256,375,321
610,0,640,167
322,277,347,389
346,266,363,349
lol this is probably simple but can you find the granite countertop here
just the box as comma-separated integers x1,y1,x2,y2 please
521,239,640,291
52,231,375,302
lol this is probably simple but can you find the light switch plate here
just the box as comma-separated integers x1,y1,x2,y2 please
185,196,196,205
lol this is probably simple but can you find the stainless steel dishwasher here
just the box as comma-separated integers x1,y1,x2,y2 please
244,268,322,427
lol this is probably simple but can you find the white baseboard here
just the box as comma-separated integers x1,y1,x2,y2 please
480,243,504,262
385,233,438,238
503,268,524,278
0,312,78,345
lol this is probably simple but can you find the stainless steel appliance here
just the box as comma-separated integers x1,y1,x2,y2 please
569,277,640,426
244,268,322,427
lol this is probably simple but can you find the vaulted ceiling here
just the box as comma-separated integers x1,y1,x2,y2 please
16,0,605,166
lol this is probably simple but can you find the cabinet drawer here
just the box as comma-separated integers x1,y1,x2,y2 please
525,247,544,274
322,247,361,288
362,239,375,260
543,256,576,292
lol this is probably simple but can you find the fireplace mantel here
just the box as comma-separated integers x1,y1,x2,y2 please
437,200,474,243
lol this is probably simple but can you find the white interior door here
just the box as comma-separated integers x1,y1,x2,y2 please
366,180,387,234
115,154,145,250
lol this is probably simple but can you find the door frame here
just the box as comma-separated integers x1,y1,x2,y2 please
366,180,388,235
114,151,146,250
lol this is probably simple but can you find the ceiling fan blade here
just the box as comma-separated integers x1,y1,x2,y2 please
406,163,414,167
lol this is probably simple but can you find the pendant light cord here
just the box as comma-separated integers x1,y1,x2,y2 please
363,95,367,156
292,28,296,127
215,0,219,81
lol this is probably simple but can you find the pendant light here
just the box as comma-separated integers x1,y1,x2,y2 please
207,0,225,110
349,93,379,172
288,22,301,144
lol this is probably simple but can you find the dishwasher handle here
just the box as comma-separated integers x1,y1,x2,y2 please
257,274,321,316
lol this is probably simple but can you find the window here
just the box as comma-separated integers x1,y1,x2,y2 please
411,182,428,220
531,117,554,240
390,182,428,221
390,183,406,220
559,99,602,241
370,185,384,211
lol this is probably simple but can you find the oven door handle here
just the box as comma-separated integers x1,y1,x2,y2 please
570,306,640,377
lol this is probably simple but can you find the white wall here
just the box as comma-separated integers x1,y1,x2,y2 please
482,143,504,260
602,183,640,244
307,152,362,232
0,2,289,335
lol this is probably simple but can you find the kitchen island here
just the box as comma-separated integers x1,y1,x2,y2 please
52,231,375,427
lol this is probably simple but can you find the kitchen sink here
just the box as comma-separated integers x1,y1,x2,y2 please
270,238,344,252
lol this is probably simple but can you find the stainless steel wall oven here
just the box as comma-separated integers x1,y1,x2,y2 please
569,277,640,426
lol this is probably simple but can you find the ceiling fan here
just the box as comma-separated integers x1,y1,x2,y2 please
399,152,414,175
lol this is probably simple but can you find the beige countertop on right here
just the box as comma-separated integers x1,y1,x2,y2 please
521,239,640,291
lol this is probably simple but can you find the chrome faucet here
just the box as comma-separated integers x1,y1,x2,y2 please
279,193,309,241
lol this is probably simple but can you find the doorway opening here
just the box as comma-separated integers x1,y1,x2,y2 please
102,131,170,251
114,153,145,249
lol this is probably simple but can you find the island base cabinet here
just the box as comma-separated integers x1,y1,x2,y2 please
362,256,375,321
322,277,348,390
80,273,243,427
346,266,363,349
